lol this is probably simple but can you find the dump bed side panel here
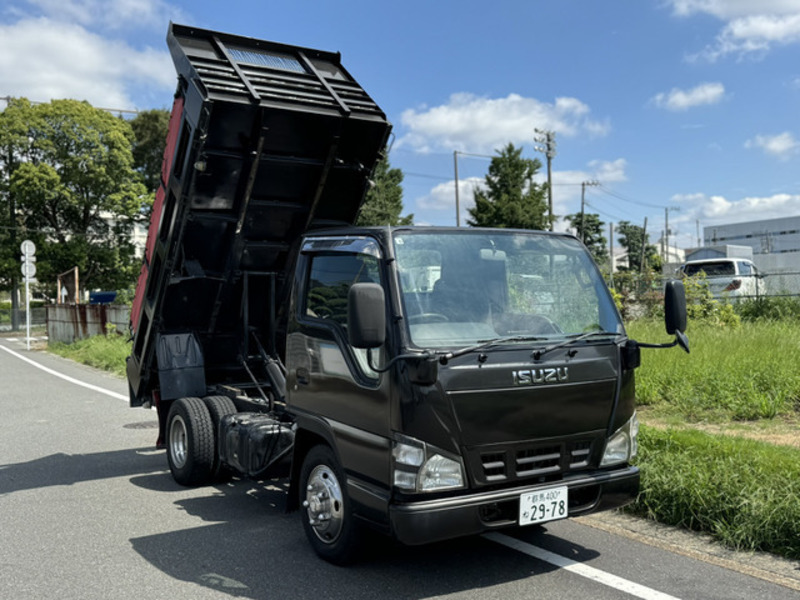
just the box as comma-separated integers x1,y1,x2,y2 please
127,24,391,405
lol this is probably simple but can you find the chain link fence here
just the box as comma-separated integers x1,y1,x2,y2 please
0,307,47,332
608,270,800,321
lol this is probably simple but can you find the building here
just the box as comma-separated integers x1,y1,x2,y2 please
705,216,800,256
703,216,800,275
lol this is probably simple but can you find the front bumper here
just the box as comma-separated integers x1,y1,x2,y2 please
389,466,639,546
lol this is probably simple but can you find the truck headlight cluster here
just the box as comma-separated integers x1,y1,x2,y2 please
600,412,640,467
392,434,465,492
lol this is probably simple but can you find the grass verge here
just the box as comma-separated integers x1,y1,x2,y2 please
48,334,131,378
629,426,800,560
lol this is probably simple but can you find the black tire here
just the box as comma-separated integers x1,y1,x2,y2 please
166,397,215,486
202,395,237,479
300,445,360,565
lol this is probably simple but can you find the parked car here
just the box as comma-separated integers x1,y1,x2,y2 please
677,258,764,299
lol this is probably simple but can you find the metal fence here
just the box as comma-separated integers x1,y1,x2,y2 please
758,271,800,298
609,270,800,303
0,308,47,332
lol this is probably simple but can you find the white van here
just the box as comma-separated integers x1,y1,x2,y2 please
677,258,764,299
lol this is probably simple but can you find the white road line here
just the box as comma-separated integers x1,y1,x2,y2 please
484,532,682,600
0,342,128,402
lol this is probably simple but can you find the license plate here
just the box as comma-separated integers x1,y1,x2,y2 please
519,486,568,525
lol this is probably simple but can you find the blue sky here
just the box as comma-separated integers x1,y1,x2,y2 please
2,1,800,251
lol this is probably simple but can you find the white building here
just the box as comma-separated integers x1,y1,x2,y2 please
703,216,800,274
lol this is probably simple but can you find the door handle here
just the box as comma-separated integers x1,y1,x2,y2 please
296,368,310,385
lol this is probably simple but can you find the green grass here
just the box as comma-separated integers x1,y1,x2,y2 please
48,334,132,378
629,426,800,559
628,319,800,422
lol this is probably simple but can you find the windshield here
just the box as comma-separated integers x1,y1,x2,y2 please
393,231,623,348
683,261,735,277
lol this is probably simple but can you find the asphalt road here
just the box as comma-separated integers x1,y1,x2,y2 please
1,337,798,600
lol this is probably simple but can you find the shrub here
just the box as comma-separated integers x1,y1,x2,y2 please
735,296,800,322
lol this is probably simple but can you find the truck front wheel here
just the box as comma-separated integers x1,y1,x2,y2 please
166,397,215,486
300,445,359,564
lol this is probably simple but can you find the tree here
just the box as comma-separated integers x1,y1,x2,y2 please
616,221,660,272
130,108,170,194
467,143,550,230
356,154,413,226
1,98,150,295
565,212,608,264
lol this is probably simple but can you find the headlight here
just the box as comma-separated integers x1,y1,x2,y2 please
392,434,465,492
600,412,640,467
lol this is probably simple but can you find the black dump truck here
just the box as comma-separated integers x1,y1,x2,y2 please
128,23,689,564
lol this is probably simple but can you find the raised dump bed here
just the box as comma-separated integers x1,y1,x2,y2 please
127,23,391,409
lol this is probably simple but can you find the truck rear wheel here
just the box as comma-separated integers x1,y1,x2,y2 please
166,397,215,486
300,445,359,564
202,395,237,479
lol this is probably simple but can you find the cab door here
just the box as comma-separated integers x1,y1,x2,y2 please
286,236,393,492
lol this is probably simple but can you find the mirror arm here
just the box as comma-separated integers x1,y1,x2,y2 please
367,348,434,373
637,331,690,354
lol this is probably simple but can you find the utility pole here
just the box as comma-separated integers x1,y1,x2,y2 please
579,180,599,243
639,217,648,274
665,206,680,263
3,120,20,331
453,151,460,227
534,128,556,231
609,222,615,288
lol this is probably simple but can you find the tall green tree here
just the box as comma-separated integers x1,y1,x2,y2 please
1,98,150,294
467,143,550,229
565,212,608,264
130,108,170,194
356,154,413,226
617,220,660,272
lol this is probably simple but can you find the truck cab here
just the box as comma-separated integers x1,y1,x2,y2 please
285,227,651,560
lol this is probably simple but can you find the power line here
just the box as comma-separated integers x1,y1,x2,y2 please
404,171,452,181
584,199,627,223
597,184,666,210
1,95,139,115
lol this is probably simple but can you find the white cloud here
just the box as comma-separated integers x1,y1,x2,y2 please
415,177,483,226
668,0,800,60
744,131,800,159
0,18,174,109
651,82,726,111
398,92,610,154
670,1,800,20
24,0,183,30
672,191,800,224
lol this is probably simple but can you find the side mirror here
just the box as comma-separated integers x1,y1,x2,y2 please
664,280,687,334
348,283,386,349
664,280,689,353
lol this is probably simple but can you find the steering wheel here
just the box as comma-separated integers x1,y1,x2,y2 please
407,313,450,324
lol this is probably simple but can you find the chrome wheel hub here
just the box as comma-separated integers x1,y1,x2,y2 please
169,414,188,468
303,465,344,543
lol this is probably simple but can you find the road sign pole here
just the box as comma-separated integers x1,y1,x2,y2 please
20,240,36,351
25,276,30,351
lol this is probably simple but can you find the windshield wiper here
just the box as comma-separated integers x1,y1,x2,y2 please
532,330,621,360
437,335,550,365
